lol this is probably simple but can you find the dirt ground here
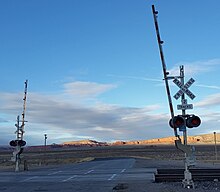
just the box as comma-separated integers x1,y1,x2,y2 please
0,144,219,170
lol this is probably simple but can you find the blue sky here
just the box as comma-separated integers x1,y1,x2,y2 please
0,0,220,145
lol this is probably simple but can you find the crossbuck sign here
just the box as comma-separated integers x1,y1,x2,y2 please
173,78,195,100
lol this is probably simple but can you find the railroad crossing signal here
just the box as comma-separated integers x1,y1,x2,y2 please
152,5,200,189
173,78,195,100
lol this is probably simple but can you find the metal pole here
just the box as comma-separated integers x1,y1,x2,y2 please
44,134,47,149
179,66,187,145
179,66,194,188
15,116,20,172
214,132,218,161
151,5,179,138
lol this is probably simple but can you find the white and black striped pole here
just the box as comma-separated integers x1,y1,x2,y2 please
151,5,179,138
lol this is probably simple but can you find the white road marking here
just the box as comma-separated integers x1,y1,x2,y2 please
20,176,38,182
48,171,62,175
62,175,77,182
120,169,126,173
108,174,117,181
84,170,94,174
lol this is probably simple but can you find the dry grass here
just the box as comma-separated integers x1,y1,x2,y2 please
0,144,219,170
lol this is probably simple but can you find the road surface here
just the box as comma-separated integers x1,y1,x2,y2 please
0,158,156,192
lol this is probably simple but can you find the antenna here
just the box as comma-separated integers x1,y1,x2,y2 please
151,5,179,138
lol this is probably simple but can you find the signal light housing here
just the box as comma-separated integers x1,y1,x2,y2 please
18,140,26,146
10,140,17,147
169,115,201,129
186,115,201,128
169,115,185,128
9,140,26,147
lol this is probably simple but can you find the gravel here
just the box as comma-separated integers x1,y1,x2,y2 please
112,159,220,192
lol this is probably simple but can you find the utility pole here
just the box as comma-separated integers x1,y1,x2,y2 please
214,132,218,161
44,134,47,149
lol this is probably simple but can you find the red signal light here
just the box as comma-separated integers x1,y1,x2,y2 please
169,116,185,128
186,115,201,128
18,140,26,146
9,140,16,147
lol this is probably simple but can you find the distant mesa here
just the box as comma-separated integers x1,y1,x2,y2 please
62,139,108,147
7,133,219,152
111,134,220,145
10,134,218,151
62,133,219,147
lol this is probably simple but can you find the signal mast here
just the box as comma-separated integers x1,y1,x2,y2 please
152,5,201,188
10,80,28,172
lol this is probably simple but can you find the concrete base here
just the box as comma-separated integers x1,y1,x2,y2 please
182,170,194,189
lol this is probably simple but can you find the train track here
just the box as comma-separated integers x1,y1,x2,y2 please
154,169,220,182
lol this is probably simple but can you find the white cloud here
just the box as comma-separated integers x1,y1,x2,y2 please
168,59,220,77
1,79,220,145
195,84,220,90
195,93,220,108
107,74,163,82
63,81,117,98
0,82,171,145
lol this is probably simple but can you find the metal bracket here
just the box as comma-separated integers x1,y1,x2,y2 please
175,139,196,166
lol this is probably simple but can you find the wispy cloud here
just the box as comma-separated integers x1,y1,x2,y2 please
63,81,117,98
196,84,220,90
0,81,170,145
195,93,220,108
168,59,220,77
107,74,162,82
1,79,220,145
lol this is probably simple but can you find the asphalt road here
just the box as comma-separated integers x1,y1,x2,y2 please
0,158,156,192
